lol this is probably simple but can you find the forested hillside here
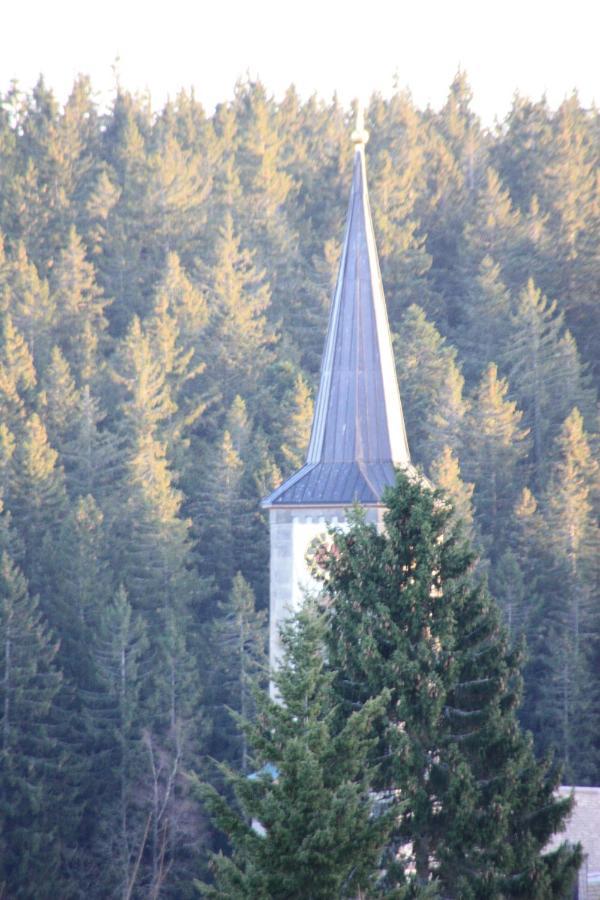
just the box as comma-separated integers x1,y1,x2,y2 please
0,72,598,897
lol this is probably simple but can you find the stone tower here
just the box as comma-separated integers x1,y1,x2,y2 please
262,112,417,679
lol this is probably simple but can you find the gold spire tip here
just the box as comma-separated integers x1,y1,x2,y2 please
351,103,369,147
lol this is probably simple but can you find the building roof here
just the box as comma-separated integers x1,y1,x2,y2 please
263,116,414,508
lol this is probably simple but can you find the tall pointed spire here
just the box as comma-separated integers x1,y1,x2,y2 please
263,110,413,507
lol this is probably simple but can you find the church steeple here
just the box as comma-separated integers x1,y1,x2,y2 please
263,108,412,508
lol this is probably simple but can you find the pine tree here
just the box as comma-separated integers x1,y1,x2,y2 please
153,250,208,350
395,304,467,467
61,384,120,501
540,97,599,361
209,573,267,771
504,279,569,475
0,425,16,507
111,315,176,444
457,255,512,385
7,412,67,598
111,315,206,738
0,553,66,897
96,90,152,333
90,585,151,899
205,213,274,409
233,79,296,321
554,330,597,435
81,166,121,261
462,364,529,558
15,76,98,268
437,70,483,185
50,494,111,680
429,444,474,537
488,550,528,642
536,409,600,782
369,144,432,327
9,78,62,269
110,313,208,891
196,602,390,900
267,366,313,475
0,240,55,372
38,494,117,892
193,418,245,601
49,226,108,385
208,102,243,251
39,345,81,454
492,94,552,214
143,129,210,273
423,71,485,328
318,470,581,897
462,167,530,291
0,313,37,429
145,264,207,455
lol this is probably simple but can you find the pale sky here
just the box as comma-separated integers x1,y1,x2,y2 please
2,0,599,124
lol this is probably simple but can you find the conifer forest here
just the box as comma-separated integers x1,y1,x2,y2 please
0,73,598,897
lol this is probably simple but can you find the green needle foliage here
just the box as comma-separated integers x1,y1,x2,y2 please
195,603,392,900
0,553,65,897
318,470,581,898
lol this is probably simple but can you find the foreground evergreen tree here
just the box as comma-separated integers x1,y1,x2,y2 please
196,603,391,900
318,470,581,898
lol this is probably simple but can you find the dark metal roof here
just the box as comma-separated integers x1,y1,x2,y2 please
265,461,399,506
263,137,414,508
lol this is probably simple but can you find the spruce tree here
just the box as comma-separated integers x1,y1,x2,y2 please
209,573,267,771
196,602,390,900
7,412,67,598
462,364,529,559
49,494,111,681
540,97,599,365
39,345,81,455
205,212,274,409
153,250,208,351
0,313,38,430
318,470,580,897
0,240,55,372
233,78,296,332
192,396,267,611
429,444,475,537
49,226,108,385
145,266,207,456
0,553,66,898
504,279,570,476
369,145,432,327
457,255,512,385
395,304,467,468
89,585,151,899
59,384,119,501
535,409,600,782
462,167,529,291
492,95,552,214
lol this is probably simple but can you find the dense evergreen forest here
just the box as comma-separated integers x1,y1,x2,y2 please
0,71,598,896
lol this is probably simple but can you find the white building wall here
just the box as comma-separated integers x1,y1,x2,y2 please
268,505,384,694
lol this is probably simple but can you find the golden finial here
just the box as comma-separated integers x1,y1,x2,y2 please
351,102,369,147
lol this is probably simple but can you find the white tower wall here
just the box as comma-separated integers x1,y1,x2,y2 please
268,505,384,693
